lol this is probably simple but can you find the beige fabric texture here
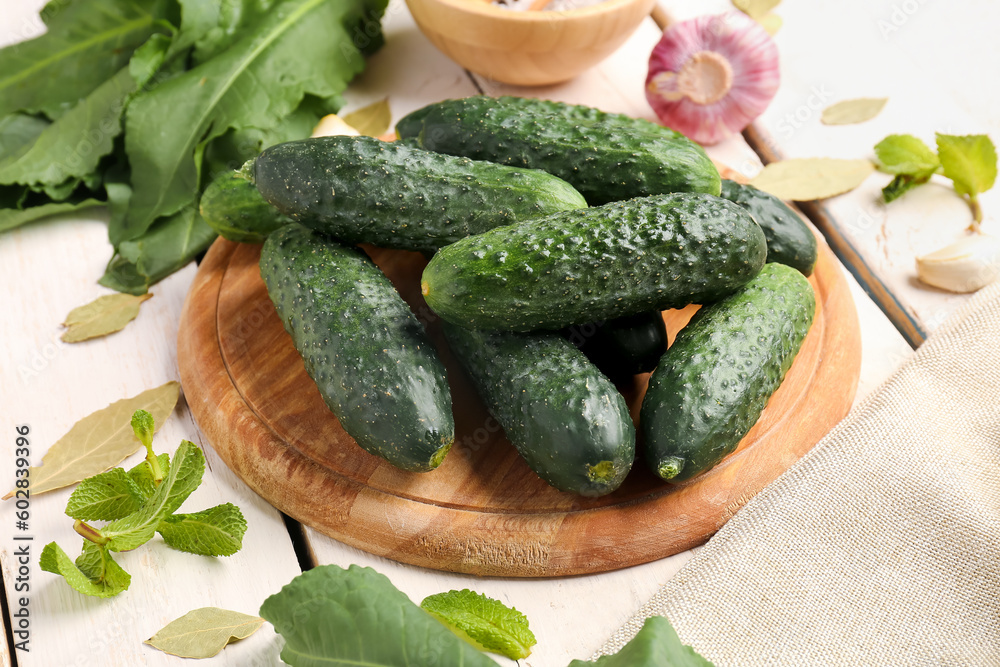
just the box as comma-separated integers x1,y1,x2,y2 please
599,282,1000,666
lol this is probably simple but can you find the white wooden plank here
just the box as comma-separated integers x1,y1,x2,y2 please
0,213,302,666
741,0,1000,338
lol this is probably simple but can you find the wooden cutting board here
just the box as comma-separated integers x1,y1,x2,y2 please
178,235,860,577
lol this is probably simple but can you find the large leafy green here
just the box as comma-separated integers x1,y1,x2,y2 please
117,0,387,243
568,617,714,667
0,0,171,119
100,205,217,294
0,196,103,233
0,113,50,157
260,565,499,667
0,34,171,191
174,0,277,65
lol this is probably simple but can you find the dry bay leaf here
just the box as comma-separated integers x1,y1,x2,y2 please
145,607,264,659
3,382,180,499
733,0,781,20
341,98,391,138
61,293,152,343
821,98,888,125
749,158,875,201
757,12,783,35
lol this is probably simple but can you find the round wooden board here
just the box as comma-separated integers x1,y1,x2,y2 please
178,236,860,577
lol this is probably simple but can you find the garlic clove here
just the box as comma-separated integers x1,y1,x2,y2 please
311,114,361,138
915,233,1000,293
645,11,780,145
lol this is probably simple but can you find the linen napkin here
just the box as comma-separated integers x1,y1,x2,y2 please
598,282,1000,666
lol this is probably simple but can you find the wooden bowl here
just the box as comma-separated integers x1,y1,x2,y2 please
404,0,657,86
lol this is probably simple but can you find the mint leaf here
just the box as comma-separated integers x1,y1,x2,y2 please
128,453,170,499
260,565,499,667
100,206,217,295
874,134,939,177
569,617,713,667
101,440,204,552
40,541,130,598
0,0,169,119
936,133,997,198
116,0,387,243
65,468,144,521
421,589,536,660
157,503,247,557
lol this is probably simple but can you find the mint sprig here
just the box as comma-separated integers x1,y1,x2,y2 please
874,132,996,229
41,411,247,598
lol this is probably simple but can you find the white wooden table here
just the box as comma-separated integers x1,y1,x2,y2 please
1,0,996,664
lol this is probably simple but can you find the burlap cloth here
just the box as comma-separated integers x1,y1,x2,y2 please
598,282,1000,666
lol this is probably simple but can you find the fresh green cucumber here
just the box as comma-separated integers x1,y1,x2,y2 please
260,223,454,472
421,193,767,332
396,96,721,205
200,171,293,243
395,95,672,141
444,324,635,496
641,263,815,483
247,136,587,252
719,179,818,276
569,311,669,378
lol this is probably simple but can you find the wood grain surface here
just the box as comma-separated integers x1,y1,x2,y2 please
178,232,861,577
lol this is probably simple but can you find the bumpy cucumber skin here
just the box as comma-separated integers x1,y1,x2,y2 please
200,172,293,243
397,96,721,205
571,311,668,378
250,136,587,252
396,96,675,141
422,193,767,332
444,324,635,496
260,224,454,472
719,180,818,276
641,263,815,483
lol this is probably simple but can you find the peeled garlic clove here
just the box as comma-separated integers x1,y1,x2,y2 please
645,12,780,145
311,114,361,138
916,234,1000,293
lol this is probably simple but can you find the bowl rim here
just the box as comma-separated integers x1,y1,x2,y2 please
406,0,649,22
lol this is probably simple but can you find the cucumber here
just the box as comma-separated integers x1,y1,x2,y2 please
200,171,293,243
641,263,815,483
569,311,668,378
719,179,818,276
260,223,454,472
444,324,635,496
421,193,767,332
396,96,721,205
247,136,587,253
396,95,672,141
